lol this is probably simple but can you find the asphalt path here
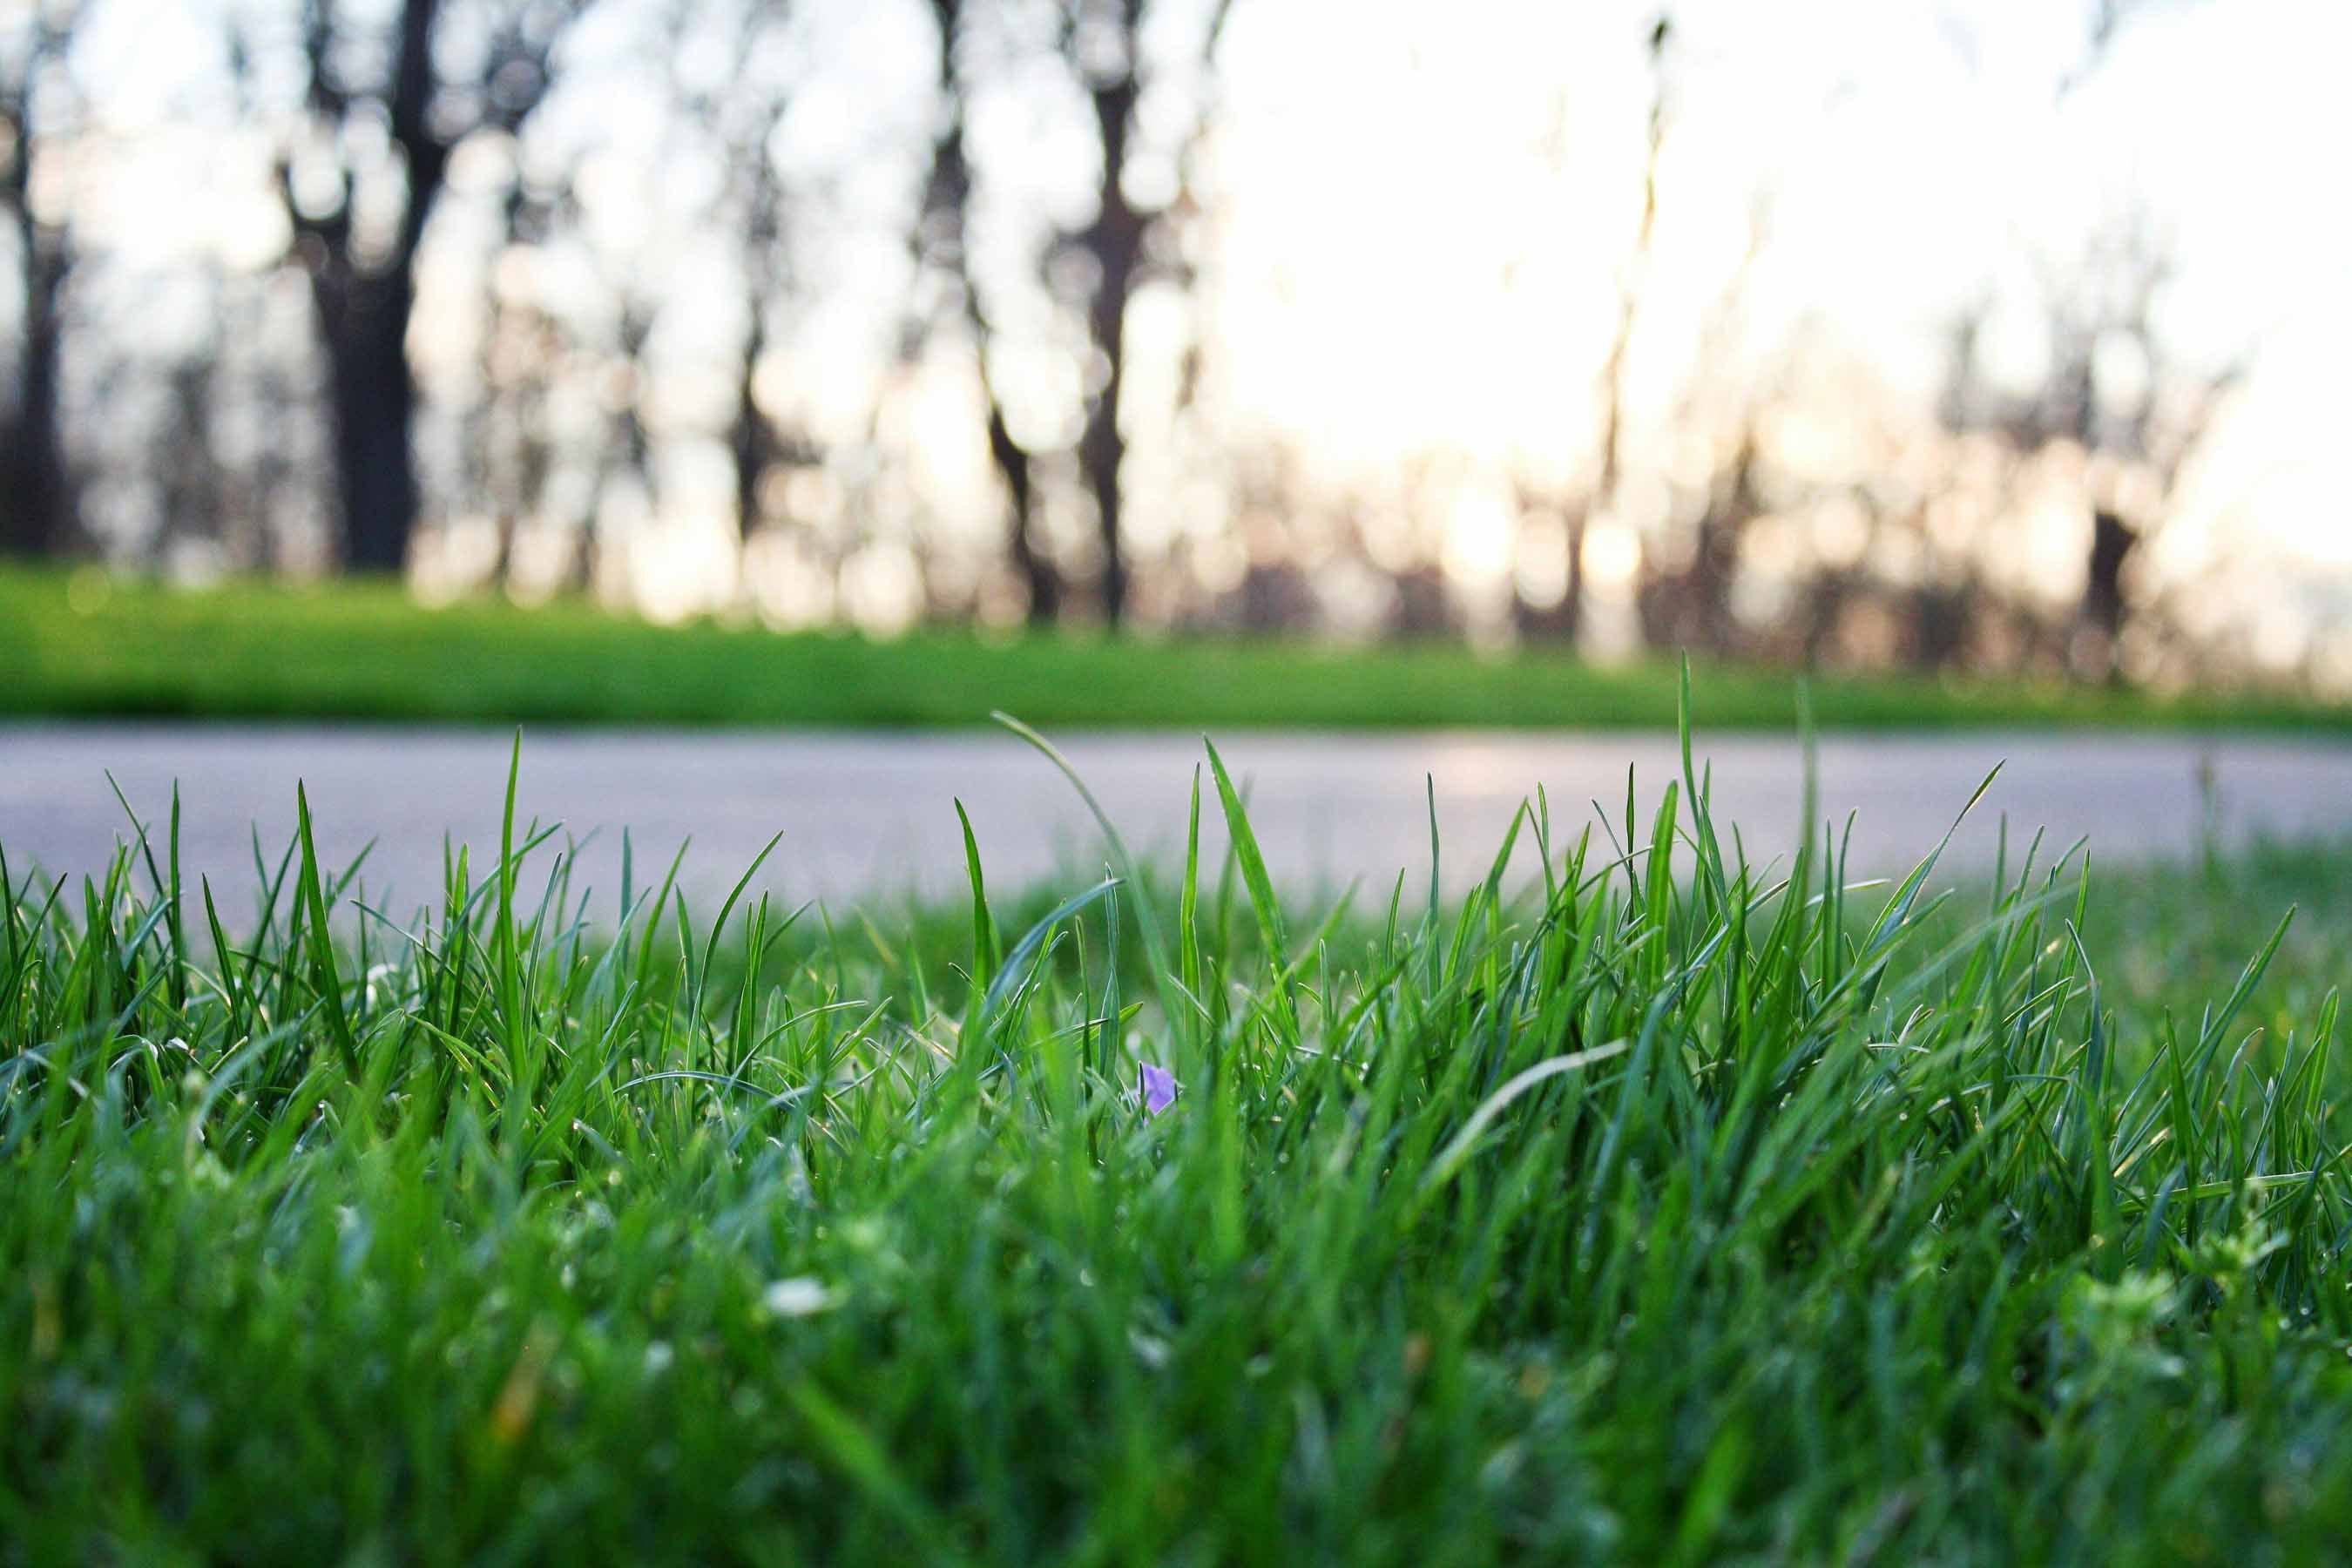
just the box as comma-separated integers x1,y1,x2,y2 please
5,725,2350,915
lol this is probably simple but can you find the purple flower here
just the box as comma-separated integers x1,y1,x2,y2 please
1139,1063,1179,1117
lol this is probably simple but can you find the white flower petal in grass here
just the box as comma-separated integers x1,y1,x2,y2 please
762,1277,836,1319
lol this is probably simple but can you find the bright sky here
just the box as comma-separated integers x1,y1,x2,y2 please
1198,0,2350,584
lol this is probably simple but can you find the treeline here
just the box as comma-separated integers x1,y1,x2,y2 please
0,0,2262,684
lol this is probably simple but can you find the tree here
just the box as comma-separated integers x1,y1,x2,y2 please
2050,3,2211,678
1929,1,2237,681
1063,0,1148,626
1936,235,2235,680
276,0,585,574
728,137,789,556
1060,0,1233,627
915,0,1233,629
695,1,814,563
0,0,84,559
912,0,1059,625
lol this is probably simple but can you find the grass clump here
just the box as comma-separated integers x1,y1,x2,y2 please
3,720,2352,1564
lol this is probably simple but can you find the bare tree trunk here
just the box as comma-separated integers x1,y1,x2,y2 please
733,308,773,548
2080,508,2138,675
1077,70,1143,627
0,234,72,558
286,0,574,577
313,268,423,573
730,88,788,561
987,399,1058,625
1,10,81,559
919,0,1062,625
288,0,443,577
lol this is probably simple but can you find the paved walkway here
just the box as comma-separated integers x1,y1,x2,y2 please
4,725,2349,911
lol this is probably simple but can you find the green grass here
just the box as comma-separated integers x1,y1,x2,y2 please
5,564,2345,731
6,712,2352,1564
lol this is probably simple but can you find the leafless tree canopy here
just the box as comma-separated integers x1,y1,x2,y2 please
0,0,2315,684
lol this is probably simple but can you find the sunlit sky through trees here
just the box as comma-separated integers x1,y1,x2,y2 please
14,0,2350,675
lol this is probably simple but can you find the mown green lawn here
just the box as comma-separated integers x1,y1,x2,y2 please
4,564,2342,731
5,728,2352,1563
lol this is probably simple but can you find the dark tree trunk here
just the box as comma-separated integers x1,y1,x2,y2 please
2,10,77,560
329,0,441,575
283,0,551,578
1909,580,1978,671
1563,516,1587,641
988,401,1058,625
733,316,772,547
2083,510,2137,639
733,102,787,557
1077,74,1142,628
2077,508,2139,683
1,241,71,557
2,101,74,558
314,271,422,574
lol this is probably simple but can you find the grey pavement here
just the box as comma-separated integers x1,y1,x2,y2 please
3,724,2350,916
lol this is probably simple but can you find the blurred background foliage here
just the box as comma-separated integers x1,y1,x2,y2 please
2,0,2344,690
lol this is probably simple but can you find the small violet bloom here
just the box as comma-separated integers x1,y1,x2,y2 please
1139,1063,1179,1117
